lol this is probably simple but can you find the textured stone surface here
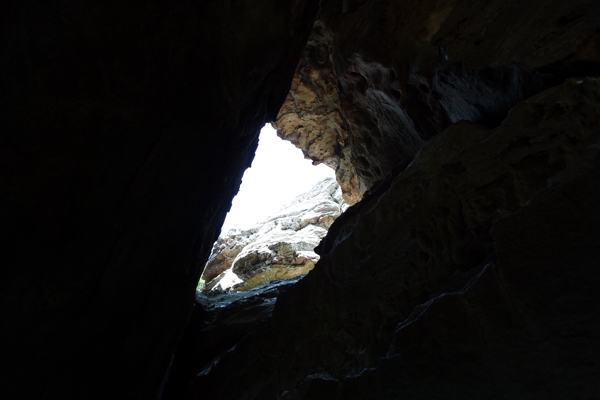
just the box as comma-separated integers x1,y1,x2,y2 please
3,0,600,399
202,177,346,292
275,0,600,200
273,22,362,204
335,145,600,399
183,78,600,398
0,1,318,398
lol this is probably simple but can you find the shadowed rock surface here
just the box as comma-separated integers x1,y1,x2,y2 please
2,0,599,399
163,278,303,400
183,77,600,399
201,177,346,292
275,0,600,201
0,1,318,398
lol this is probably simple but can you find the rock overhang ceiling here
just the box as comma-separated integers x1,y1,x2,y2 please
1,0,600,399
274,0,600,203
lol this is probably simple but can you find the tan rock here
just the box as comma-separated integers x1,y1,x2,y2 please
273,21,362,205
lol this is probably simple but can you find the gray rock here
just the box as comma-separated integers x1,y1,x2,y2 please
202,177,346,292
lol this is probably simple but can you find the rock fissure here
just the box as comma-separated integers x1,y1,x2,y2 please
3,0,600,399
179,77,600,399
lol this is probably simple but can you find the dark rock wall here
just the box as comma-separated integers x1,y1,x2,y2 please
0,1,318,398
3,0,600,399
275,0,600,200
188,77,600,399
164,278,302,399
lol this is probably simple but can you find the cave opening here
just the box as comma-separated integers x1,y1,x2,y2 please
221,124,334,233
197,124,344,293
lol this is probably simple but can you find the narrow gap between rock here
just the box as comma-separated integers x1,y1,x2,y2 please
197,124,346,294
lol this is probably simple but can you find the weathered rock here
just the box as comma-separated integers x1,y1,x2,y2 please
273,21,362,205
184,78,600,398
335,141,600,400
4,0,600,399
202,177,346,292
275,0,600,200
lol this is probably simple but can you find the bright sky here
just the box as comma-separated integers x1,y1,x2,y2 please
220,125,335,234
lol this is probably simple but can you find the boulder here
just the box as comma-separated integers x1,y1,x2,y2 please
201,177,346,292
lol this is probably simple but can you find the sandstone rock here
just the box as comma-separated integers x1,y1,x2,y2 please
5,0,600,398
201,177,346,292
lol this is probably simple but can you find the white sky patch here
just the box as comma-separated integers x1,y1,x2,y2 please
220,125,335,234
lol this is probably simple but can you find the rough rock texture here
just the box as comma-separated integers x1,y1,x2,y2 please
0,1,318,398
275,0,600,201
184,77,600,399
202,177,346,292
3,0,600,399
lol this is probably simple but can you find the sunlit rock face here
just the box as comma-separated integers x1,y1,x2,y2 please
201,177,346,292
273,22,362,205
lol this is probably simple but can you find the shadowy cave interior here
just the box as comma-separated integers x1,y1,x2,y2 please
2,1,600,399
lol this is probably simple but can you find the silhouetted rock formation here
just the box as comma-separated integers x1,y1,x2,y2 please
1,1,318,398
163,278,303,400
201,177,346,292
173,77,600,399
2,0,600,399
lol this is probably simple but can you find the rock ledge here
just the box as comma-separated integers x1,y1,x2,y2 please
201,177,346,292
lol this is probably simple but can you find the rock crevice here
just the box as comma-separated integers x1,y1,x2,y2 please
184,77,600,398
3,0,600,399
